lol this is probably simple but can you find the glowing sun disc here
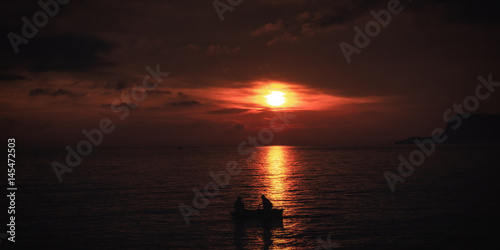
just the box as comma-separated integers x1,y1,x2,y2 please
266,91,286,106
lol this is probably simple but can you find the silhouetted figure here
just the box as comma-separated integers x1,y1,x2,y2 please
261,195,273,210
234,197,245,212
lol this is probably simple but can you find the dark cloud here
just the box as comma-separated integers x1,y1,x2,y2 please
412,0,500,23
207,108,250,115
457,0,500,23
51,88,86,97
29,88,50,96
232,123,245,130
104,81,130,90
1,34,115,72
100,102,134,109
0,74,26,81
146,90,172,95
29,88,85,97
316,14,349,26
170,100,201,107
177,92,188,98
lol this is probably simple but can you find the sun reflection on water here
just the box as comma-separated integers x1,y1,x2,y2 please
241,146,319,249
258,145,301,216
264,146,287,205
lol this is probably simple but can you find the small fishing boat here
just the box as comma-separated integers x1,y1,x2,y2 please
230,209,284,221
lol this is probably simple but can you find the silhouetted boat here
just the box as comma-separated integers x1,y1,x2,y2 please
230,209,284,221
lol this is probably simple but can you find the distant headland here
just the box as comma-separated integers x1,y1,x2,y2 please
395,113,500,145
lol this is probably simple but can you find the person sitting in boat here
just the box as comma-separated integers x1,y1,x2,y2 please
234,197,245,212
260,195,273,210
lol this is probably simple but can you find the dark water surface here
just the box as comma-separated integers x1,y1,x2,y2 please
5,145,500,249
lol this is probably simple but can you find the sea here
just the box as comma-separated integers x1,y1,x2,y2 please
3,145,500,249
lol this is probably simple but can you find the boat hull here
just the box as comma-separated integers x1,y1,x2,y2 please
230,209,283,221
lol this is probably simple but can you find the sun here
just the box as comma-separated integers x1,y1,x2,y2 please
265,91,286,106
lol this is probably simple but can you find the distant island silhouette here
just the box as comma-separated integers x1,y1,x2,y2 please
395,114,500,144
